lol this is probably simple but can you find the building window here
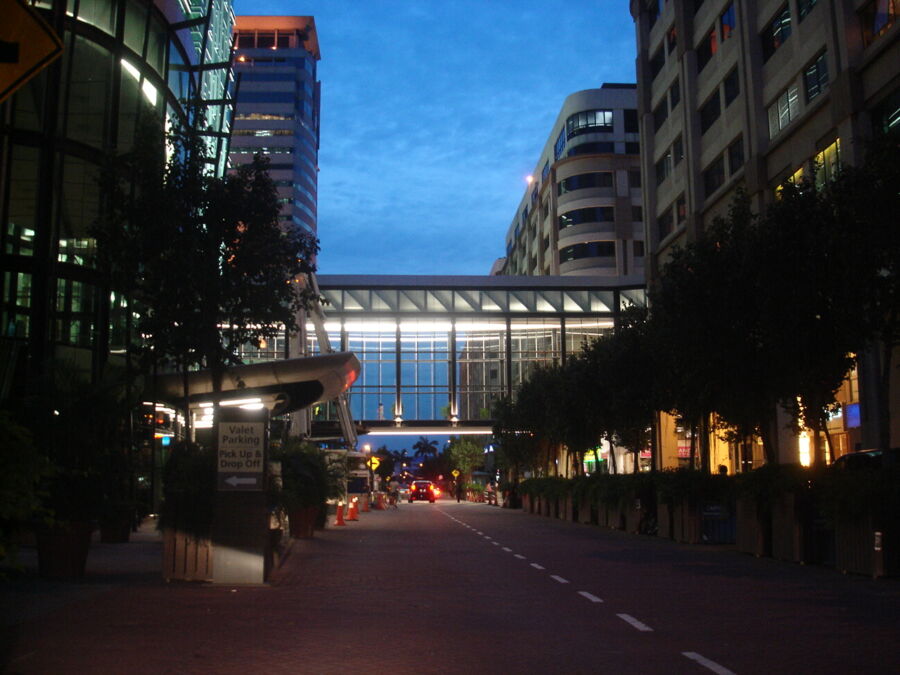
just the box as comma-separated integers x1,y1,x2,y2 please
541,161,550,182
658,208,674,239
559,241,616,263
670,78,681,108
558,207,614,230
723,68,740,106
696,25,717,72
860,0,898,46
727,135,744,173
656,151,673,186
624,108,639,133
768,85,800,138
871,86,900,135
720,3,736,40
799,0,819,20
672,136,684,165
567,142,614,157
554,129,566,160
647,0,663,28
558,172,614,195
699,91,721,134
804,51,829,102
667,25,678,53
634,240,645,257
650,47,665,80
629,169,642,188
762,5,792,61
632,205,644,222
566,109,614,138
676,194,687,222
625,142,641,154
653,100,668,131
703,155,726,196
814,138,841,188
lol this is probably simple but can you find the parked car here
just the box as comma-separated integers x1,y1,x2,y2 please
832,448,900,471
408,480,437,503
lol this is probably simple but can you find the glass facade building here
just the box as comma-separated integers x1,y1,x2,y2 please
0,0,235,381
309,275,645,430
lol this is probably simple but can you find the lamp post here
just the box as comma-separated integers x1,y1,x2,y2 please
364,443,374,506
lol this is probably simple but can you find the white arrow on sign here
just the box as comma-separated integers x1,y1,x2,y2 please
225,476,258,487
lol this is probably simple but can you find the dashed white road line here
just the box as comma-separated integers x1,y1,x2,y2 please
681,652,736,675
492,541,500,546
550,575,569,584
577,591,603,603
502,547,512,552
514,554,526,559
530,563,545,570
476,531,483,535
617,614,653,632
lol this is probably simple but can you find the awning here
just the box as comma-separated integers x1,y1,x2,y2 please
152,352,359,415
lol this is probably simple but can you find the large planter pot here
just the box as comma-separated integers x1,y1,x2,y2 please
736,496,771,557
100,508,134,543
657,500,673,539
577,499,592,525
673,500,701,544
834,512,897,578
561,495,574,522
162,528,213,582
37,521,94,580
521,493,531,513
623,496,643,534
288,505,319,539
604,502,624,530
771,492,808,563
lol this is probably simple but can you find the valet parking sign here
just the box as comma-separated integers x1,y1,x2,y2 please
217,418,266,491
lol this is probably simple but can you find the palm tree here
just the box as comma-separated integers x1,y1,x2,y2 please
412,436,439,459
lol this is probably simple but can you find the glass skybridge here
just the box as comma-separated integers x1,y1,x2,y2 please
305,275,645,434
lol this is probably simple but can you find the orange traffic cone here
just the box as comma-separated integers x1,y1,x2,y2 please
347,497,359,521
334,501,346,526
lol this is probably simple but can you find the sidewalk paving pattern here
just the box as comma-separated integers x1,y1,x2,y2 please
2,502,899,674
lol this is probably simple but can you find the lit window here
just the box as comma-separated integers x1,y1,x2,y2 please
814,138,841,188
768,85,800,138
804,51,829,102
762,5,792,61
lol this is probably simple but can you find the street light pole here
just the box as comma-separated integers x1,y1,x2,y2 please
364,443,374,506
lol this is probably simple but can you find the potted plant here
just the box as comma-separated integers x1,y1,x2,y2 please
273,440,342,539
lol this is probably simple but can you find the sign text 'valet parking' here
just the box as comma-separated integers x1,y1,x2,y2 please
217,421,265,490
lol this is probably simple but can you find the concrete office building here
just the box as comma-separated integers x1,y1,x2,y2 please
231,16,321,240
0,0,235,383
631,0,899,466
501,84,644,284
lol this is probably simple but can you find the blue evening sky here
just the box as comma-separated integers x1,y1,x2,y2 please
233,0,637,277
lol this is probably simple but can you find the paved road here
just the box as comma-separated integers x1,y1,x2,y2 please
3,500,899,674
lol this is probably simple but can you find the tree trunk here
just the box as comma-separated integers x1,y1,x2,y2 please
700,414,710,474
689,420,697,470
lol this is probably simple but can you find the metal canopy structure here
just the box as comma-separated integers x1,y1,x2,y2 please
154,351,359,416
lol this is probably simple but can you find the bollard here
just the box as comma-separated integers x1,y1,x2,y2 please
334,501,346,526
362,495,370,513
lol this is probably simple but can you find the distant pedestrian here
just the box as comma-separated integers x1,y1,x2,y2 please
456,482,463,503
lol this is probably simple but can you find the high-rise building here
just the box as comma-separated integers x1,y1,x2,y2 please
0,0,234,382
231,16,321,240
631,0,899,464
500,84,644,284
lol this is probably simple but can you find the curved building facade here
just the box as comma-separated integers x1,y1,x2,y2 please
501,84,644,283
0,0,235,380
